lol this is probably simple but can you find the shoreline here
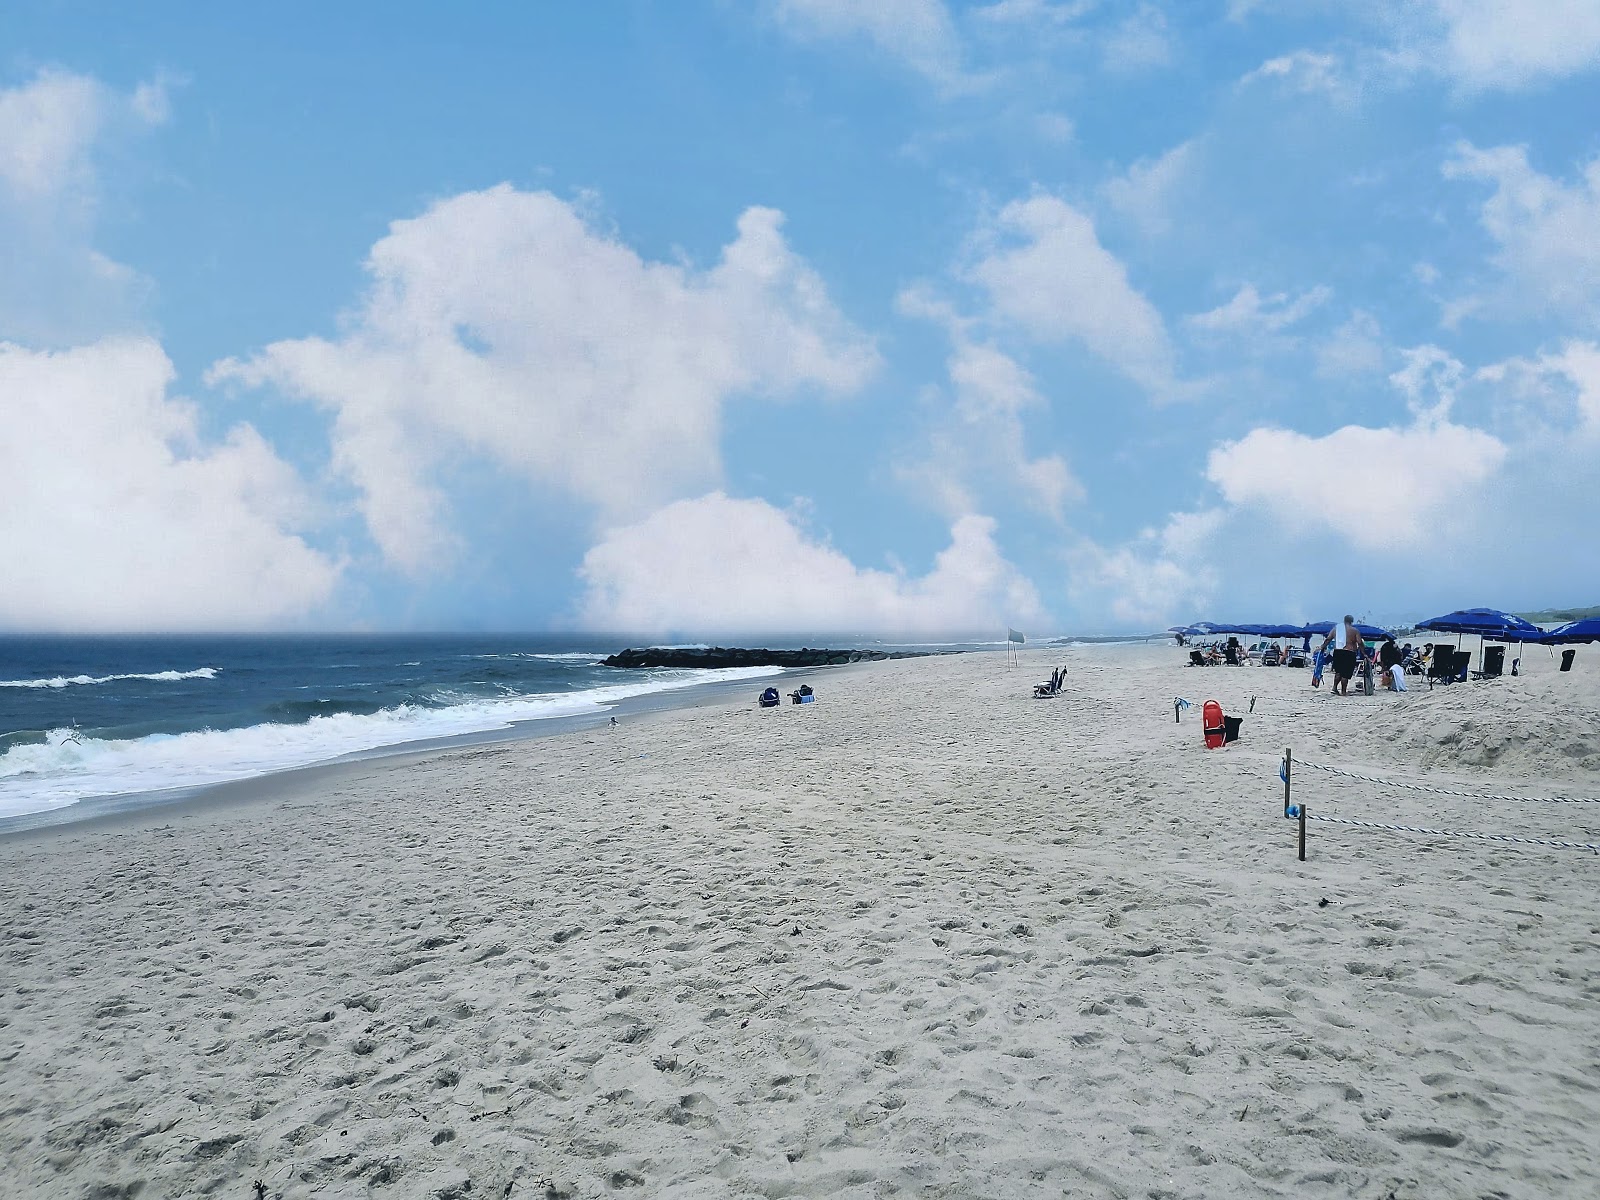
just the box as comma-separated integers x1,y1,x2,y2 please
0,658,876,842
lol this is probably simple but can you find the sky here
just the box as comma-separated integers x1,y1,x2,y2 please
2,1,1598,637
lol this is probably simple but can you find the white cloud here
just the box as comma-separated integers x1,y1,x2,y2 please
899,335,1080,520
0,68,169,344
895,285,1080,520
1202,344,1512,552
212,186,878,575
974,0,1095,25
1101,139,1196,237
1427,0,1600,91
1239,50,1345,97
1205,415,1506,551
1068,509,1222,626
1314,310,1386,378
966,194,1177,395
774,0,971,89
1443,141,1600,319
576,493,1045,635
0,68,104,199
1478,340,1600,434
0,338,339,632
1185,282,1332,338
1102,4,1172,72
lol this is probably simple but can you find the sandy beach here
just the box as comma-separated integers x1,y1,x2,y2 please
2,642,1597,1199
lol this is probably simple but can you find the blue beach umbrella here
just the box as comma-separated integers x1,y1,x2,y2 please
1416,607,1543,671
1537,618,1600,644
1415,608,1543,639
1294,620,1392,640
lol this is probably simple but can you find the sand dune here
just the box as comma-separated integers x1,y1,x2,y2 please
2,643,1597,1197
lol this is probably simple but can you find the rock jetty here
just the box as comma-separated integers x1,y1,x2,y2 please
601,647,938,669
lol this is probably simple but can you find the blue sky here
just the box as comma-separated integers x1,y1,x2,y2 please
3,1,1598,635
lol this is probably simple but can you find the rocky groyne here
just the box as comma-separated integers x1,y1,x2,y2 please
601,647,940,669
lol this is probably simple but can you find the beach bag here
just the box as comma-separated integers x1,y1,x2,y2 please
1202,700,1226,749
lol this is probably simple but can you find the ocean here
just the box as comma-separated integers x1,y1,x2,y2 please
0,633,1026,828
0,634,793,826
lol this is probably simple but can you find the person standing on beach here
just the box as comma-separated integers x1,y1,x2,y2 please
1331,615,1360,696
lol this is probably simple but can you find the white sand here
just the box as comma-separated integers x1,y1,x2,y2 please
2,642,1597,1198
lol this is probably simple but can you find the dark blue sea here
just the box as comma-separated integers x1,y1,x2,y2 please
0,633,1020,825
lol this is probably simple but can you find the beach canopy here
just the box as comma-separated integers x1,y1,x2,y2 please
1415,608,1542,640
1294,620,1393,640
1536,617,1600,644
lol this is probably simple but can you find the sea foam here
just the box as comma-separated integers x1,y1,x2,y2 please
0,665,779,818
0,667,220,689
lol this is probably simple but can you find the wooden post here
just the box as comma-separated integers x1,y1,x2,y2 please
1282,747,1292,818
1298,802,1307,862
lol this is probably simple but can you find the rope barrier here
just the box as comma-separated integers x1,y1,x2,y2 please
1293,758,1600,804
1301,812,1600,854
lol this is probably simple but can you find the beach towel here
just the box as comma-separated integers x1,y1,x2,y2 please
1389,665,1407,692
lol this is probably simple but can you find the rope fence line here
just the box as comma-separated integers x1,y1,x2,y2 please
1302,813,1600,853
1292,758,1600,804
1278,746,1600,860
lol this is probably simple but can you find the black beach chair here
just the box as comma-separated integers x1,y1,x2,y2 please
1561,648,1577,672
1426,651,1457,688
1187,650,1206,667
1472,646,1505,680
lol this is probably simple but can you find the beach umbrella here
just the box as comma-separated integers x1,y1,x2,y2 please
1415,607,1542,672
1293,620,1392,640
1415,608,1542,638
1256,624,1305,638
1537,617,1600,644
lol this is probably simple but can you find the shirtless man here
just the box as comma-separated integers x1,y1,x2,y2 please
1331,614,1360,696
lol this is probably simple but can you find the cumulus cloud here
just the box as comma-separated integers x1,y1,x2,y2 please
1443,141,1600,320
1205,346,1510,550
212,187,877,574
773,0,971,89
1425,0,1600,91
0,68,106,199
1101,140,1196,238
1477,339,1600,434
0,338,340,631
576,493,1045,635
1067,510,1222,626
895,286,1079,520
0,68,169,344
965,194,1178,395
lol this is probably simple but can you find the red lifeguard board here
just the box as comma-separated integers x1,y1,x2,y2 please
1202,699,1226,749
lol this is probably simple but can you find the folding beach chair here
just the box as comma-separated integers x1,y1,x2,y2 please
1188,650,1207,667
1472,645,1505,680
1426,650,1458,688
